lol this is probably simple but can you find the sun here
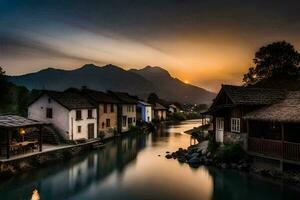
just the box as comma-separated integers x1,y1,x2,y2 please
184,80,189,84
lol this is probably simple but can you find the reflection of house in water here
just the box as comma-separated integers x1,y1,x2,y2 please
0,133,149,199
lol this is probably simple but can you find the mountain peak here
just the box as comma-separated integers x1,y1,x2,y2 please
140,66,171,77
80,63,99,69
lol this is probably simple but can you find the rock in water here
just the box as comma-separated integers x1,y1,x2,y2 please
165,154,172,159
188,157,201,168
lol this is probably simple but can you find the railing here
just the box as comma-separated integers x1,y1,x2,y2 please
248,137,300,161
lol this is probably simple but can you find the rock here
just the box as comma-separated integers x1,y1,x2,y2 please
206,152,211,158
230,163,237,169
171,152,177,158
196,148,203,154
188,157,201,168
158,155,161,157
191,153,200,158
221,163,227,169
165,154,172,159
201,149,208,155
166,151,170,154
177,156,186,163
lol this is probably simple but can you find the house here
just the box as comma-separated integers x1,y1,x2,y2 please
81,89,120,139
152,103,167,121
28,90,97,140
137,101,152,123
203,85,286,146
108,92,138,133
244,91,300,169
168,104,180,113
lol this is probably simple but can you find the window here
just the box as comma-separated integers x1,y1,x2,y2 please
110,104,114,112
88,109,93,119
77,126,81,133
106,119,111,127
76,110,82,120
104,104,107,113
122,116,127,127
231,118,240,133
128,118,133,126
46,108,53,118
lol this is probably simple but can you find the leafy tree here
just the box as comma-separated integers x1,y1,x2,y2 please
147,92,159,104
243,41,300,85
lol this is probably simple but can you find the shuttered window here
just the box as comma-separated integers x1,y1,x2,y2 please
231,118,240,133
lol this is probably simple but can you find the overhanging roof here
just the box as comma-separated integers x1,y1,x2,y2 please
0,115,46,128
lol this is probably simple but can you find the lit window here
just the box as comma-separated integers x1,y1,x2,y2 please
231,118,240,133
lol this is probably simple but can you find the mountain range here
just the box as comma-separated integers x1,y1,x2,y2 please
7,64,215,104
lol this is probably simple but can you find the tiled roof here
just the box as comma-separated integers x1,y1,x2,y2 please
0,114,45,128
222,85,286,105
153,103,167,110
109,91,138,104
41,90,95,110
244,91,300,122
82,89,120,104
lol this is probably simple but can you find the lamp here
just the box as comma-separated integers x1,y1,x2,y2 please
19,128,26,141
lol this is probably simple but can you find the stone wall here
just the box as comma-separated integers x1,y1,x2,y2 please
224,131,247,149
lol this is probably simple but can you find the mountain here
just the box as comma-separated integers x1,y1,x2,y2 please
7,64,215,104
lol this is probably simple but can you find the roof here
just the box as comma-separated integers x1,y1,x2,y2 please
31,90,96,110
0,114,45,128
138,101,152,106
221,85,286,105
82,89,120,104
109,91,138,104
153,103,167,110
244,91,300,123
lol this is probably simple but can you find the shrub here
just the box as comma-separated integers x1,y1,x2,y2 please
208,132,219,153
217,144,246,163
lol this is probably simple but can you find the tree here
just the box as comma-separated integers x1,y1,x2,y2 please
0,66,9,107
147,93,159,104
243,41,300,85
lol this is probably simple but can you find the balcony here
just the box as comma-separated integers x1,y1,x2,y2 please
248,137,300,161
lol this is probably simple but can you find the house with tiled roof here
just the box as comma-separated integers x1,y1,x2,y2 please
28,90,97,140
203,85,286,146
152,103,167,121
108,91,138,133
81,88,120,138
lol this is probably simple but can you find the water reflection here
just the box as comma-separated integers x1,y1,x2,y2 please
0,120,299,200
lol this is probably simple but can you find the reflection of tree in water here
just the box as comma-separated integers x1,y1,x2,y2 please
209,168,299,200
0,133,148,200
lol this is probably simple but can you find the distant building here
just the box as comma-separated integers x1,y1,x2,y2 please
28,90,97,140
152,103,167,121
137,101,152,123
81,89,120,139
108,92,138,133
168,104,180,113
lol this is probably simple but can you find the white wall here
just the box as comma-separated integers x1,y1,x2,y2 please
28,94,97,140
69,109,97,140
28,94,70,138
137,104,152,122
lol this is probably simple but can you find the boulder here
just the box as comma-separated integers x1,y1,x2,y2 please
165,154,172,159
191,153,200,158
177,156,187,163
206,152,211,158
221,163,227,169
201,149,208,155
188,157,201,167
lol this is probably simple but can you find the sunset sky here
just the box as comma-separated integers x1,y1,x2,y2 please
1,0,300,91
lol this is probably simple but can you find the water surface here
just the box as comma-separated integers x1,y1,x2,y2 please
0,119,300,200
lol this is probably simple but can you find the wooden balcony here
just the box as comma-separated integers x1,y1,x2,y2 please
248,137,300,161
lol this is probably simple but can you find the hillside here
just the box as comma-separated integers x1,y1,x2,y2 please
8,64,215,104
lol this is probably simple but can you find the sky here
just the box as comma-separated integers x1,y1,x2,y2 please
1,0,300,92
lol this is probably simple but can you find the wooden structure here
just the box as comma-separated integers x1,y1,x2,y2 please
0,114,45,159
245,91,300,167
203,85,286,144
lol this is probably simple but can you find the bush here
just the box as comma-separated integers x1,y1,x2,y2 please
208,132,219,153
217,144,246,163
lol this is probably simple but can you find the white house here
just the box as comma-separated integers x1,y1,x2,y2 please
168,104,180,113
137,101,152,123
28,90,97,141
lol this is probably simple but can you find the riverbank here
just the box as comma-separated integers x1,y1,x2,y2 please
0,140,102,180
166,140,300,185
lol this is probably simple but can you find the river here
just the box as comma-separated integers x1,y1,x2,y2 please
0,119,300,200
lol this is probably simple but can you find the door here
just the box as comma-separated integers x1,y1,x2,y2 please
88,123,95,139
216,118,224,143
